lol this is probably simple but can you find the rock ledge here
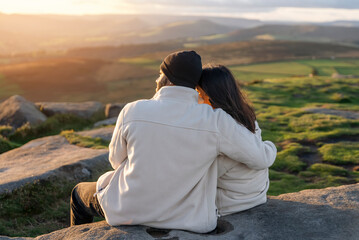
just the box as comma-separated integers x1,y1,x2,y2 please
2,183,358,240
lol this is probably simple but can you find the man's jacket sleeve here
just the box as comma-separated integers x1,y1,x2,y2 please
108,109,128,169
218,111,277,170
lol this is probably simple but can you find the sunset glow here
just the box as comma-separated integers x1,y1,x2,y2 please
0,0,132,15
1,0,359,22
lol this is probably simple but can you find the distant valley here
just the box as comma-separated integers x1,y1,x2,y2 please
1,13,359,55
1,40,359,103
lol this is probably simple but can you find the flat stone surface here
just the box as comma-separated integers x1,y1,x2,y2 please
77,126,115,142
94,117,117,128
0,135,108,194
3,183,357,240
0,95,47,129
36,101,104,119
304,108,359,119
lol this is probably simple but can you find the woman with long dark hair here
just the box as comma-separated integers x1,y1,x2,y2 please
197,64,273,216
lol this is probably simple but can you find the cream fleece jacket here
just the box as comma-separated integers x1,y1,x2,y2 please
96,86,277,233
216,121,274,216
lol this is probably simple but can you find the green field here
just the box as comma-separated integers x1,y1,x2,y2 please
231,59,359,195
118,57,161,70
228,58,359,82
251,75,359,194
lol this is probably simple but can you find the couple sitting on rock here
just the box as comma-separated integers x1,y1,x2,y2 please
70,50,277,233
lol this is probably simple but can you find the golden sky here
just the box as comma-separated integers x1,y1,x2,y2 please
0,0,130,15
1,0,359,22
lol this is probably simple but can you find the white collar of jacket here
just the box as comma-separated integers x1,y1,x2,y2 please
153,86,199,103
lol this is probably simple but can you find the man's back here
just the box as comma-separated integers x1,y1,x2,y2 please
97,86,220,233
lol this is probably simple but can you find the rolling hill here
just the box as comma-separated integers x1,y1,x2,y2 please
1,40,359,103
323,20,359,27
120,19,236,44
65,40,359,64
4,13,359,56
0,13,257,55
199,25,359,46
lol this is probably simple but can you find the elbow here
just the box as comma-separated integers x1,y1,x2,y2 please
110,162,119,170
262,141,277,168
109,152,119,170
251,141,277,170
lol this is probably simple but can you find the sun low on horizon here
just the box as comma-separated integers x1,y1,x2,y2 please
0,0,133,15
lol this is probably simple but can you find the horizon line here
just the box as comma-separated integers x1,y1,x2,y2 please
1,12,359,24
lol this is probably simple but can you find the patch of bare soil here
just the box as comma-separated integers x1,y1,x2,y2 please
297,140,322,167
304,108,359,120
319,134,359,144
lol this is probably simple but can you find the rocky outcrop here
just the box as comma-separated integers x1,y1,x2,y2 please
36,101,104,119
105,103,125,118
0,95,47,129
2,183,358,240
77,126,115,142
0,135,109,194
93,117,117,127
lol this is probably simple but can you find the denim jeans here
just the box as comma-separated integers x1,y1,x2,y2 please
70,182,104,226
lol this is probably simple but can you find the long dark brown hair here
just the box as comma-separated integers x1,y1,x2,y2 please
198,64,256,133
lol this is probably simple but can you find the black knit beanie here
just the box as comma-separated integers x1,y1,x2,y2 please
160,50,202,89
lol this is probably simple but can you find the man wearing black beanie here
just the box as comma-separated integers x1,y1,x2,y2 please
159,50,202,89
72,50,276,234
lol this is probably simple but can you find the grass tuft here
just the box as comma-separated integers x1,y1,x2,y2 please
318,142,359,165
60,130,109,149
8,113,104,145
0,125,13,137
270,142,307,173
0,135,20,154
268,170,309,196
0,166,111,237
308,163,348,177
0,179,75,237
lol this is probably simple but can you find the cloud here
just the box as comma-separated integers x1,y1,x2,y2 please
0,0,125,15
1,0,359,22
240,7,359,22
121,0,359,9
113,0,359,22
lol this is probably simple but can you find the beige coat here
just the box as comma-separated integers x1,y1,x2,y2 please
96,86,277,233
216,121,271,216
